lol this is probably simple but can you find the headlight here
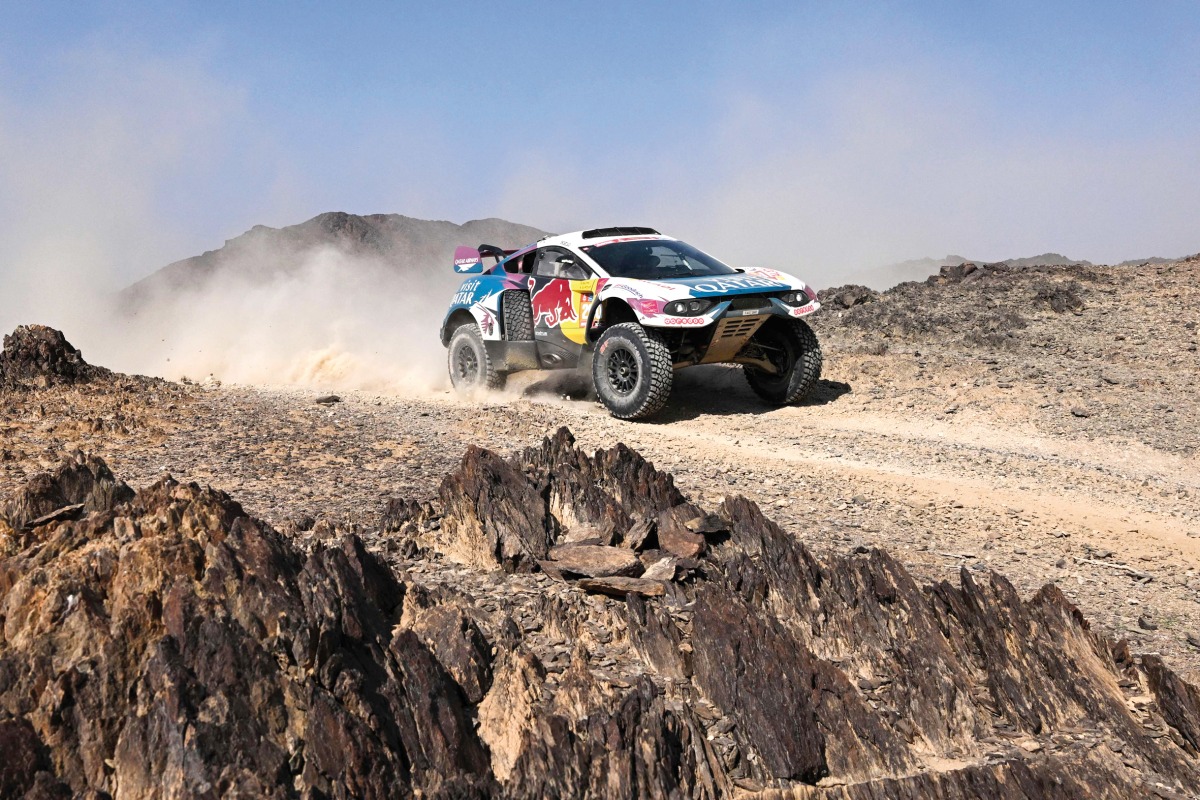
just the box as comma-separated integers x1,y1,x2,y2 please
664,299,714,316
781,290,811,305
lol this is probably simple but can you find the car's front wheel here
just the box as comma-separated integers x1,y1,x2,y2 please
448,323,506,391
743,318,822,404
591,323,673,420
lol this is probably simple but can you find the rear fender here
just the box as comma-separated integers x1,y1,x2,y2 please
440,309,476,346
442,278,505,344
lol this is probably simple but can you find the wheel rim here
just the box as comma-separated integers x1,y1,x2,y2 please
607,347,639,395
454,343,479,384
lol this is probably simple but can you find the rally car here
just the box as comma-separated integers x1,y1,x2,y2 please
440,227,822,420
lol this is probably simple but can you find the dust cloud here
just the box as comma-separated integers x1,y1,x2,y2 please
111,247,457,394
0,46,458,395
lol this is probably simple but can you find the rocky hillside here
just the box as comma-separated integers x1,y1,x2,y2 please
842,251,1175,291
119,212,549,308
2,426,1200,798
815,254,1200,456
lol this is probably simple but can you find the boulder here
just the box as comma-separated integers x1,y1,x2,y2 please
546,543,643,578
577,576,666,598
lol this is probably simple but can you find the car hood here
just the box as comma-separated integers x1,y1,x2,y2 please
647,268,803,298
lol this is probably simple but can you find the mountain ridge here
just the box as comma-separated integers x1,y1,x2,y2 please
842,251,1179,291
121,211,551,307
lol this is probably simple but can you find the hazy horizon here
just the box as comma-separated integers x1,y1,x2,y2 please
2,2,1198,382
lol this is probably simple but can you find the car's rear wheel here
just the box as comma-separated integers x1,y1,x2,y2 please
743,318,822,404
448,323,506,391
592,322,672,420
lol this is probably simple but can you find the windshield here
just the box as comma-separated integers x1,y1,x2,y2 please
580,239,738,279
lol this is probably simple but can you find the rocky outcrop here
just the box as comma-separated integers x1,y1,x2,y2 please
0,451,133,532
0,476,491,798
1,430,1199,798
817,284,879,310
0,325,108,388
400,428,688,580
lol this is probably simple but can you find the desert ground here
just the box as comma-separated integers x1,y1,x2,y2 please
2,256,1199,797
4,259,1199,679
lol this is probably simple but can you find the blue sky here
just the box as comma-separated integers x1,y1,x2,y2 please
2,1,1199,290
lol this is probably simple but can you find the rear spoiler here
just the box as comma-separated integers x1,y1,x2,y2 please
453,243,516,274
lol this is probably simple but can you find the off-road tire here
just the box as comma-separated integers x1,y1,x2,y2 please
743,318,822,405
448,323,506,391
592,322,673,420
502,290,533,341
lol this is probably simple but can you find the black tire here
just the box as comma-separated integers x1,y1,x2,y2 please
592,322,673,420
448,323,506,391
502,290,533,341
743,318,822,405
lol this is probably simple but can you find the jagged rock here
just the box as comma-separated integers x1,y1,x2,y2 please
0,325,106,388
657,504,708,559
558,525,614,546
435,445,555,571
640,555,699,583
1,439,1199,798
419,428,687,572
0,450,134,532
408,604,495,704
940,262,981,282
0,469,492,798
379,497,435,534
1145,655,1200,754
550,645,617,720
684,514,728,535
0,715,70,798
547,543,643,578
517,428,682,544
27,504,85,528
626,594,690,682
641,557,680,581
477,649,546,782
1033,281,1085,313
623,517,656,550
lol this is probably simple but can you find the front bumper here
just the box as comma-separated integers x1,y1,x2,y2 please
647,296,820,330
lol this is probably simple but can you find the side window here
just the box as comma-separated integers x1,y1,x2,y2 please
503,251,536,274
534,247,581,278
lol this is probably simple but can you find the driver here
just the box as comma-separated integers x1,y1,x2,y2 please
618,244,660,275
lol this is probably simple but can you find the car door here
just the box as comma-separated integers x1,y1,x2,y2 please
528,247,598,352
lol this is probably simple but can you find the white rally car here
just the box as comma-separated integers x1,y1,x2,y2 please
440,227,822,420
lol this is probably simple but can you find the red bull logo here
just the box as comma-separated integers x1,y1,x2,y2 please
531,280,578,328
